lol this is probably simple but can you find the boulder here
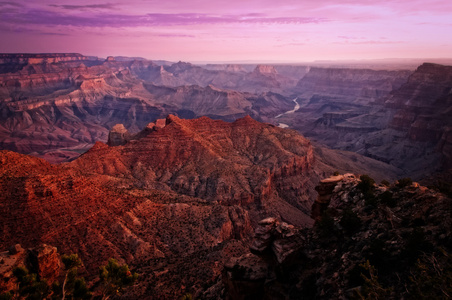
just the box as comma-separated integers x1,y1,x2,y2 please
107,124,131,146
27,244,60,282
8,244,24,255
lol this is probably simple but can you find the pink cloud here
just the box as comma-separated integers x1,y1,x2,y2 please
0,0,451,62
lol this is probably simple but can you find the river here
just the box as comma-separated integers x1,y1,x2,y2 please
276,97,299,128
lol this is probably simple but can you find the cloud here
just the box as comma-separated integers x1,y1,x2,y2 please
338,35,365,40
0,1,23,7
49,3,116,11
335,40,404,45
0,9,329,29
157,33,196,38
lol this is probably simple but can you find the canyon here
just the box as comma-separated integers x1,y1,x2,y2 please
0,115,398,298
0,53,451,299
1,54,450,180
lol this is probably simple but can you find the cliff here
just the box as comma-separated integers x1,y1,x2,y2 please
223,174,452,299
0,57,301,163
0,115,325,298
0,53,96,65
73,115,318,227
295,67,410,102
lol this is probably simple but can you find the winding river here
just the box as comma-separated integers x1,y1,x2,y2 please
276,97,299,128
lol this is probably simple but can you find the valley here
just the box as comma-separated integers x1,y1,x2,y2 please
0,53,451,299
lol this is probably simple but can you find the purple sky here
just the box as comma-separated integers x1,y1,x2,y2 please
1,0,451,62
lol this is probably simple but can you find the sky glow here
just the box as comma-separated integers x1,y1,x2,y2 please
1,0,451,62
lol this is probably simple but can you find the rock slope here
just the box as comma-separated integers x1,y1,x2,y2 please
224,174,452,299
73,114,318,227
0,114,404,298
0,55,300,163
286,63,452,178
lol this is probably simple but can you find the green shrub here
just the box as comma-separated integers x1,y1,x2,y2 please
408,249,452,299
316,210,335,236
340,208,362,234
380,180,390,187
397,177,413,188
57,254,92,300
12,266,51,300
357,175,375,193
379,191,396,207
99,258,139,300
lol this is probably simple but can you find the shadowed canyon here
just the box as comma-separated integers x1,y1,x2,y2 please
0,54,451,299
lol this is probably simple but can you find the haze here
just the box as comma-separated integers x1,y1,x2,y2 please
1,0,451,62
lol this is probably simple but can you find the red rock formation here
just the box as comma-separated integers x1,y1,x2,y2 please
386,63,452,144
73,115,317,227
0,244,60,292
0,55,302,162
27,244,60,282
311,174,347,221
0,114,327,297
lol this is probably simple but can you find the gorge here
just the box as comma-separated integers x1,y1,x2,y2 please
0,54,451,299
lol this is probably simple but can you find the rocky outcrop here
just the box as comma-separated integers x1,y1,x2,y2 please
249,217,302,264
0,244,60,293
107,124,132,146
75,115,318,227
224,175,452,299
223,217,305,299
27,244,60,282
311,174,346,220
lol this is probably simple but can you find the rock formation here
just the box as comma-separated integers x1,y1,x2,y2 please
26,244,60,282
107,124,132,146
223,174,452,299
73,114,319,227
282,63,452,179
310,174,347,221
0,113,404,298
0,244,60,293
0,55,305,163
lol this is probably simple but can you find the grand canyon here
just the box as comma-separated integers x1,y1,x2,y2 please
1,1,452,299
0,52,450,299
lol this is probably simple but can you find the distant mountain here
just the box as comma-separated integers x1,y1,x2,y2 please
279,63,452,178
1,53,450,180
0,55,300,162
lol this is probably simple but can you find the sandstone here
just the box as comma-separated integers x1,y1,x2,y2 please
8,244,23,255
107,124,131,146
73,115,318,227
27,244,60,282
311,175,345,220
224,175,452,299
